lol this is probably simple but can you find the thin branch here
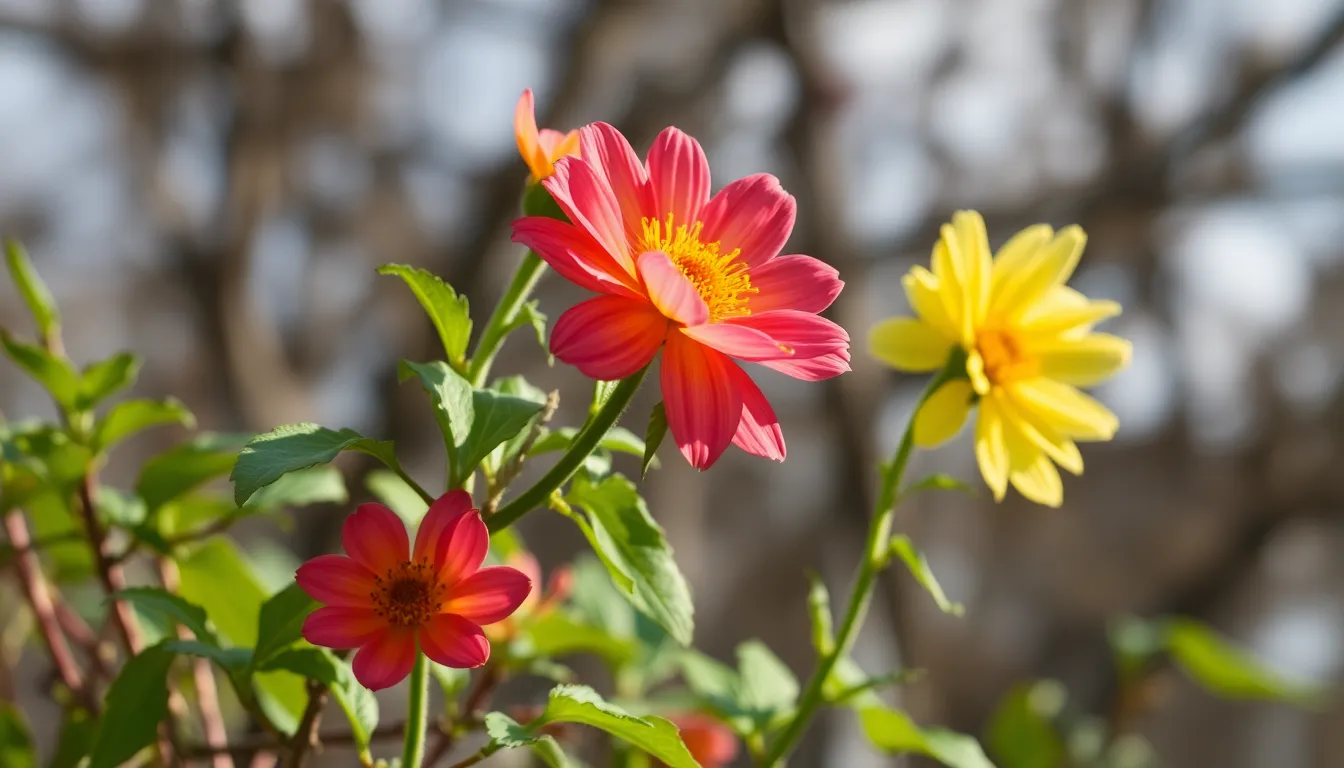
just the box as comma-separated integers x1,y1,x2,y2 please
160,558,234,768
284,681,330,768
181,721,410,761
484,390,560,516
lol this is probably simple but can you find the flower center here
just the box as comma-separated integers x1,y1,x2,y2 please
641,214,756,322
976,329,1037,385
371,559,444,627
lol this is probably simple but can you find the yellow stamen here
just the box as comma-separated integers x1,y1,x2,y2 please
641,214,756,322
976,329,1038,385
370,559,445,627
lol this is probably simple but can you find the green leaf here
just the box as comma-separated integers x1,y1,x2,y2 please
858,706,996,768
244,465,347,511
5,239,60,342
253,583,317,667
986,681,1066,768
1164,618,1321,704
564,473,694,646
78,353,139,409
114,587,218,645
94,398,194,451
485,713,574,768
1107,615,1165,680
524,613,640,669
459,386,545,483
807,572,834,656
137,434,248,512
642,402,667,477
536,685,699,768
0,703,35,768
378,263,472,367
430,663,470,701
263,648,379,756
399,359,474,450
529,427,646,459
504,299,548,351
367,468,429,526
591,380,619,414
484,375,550,476
737,640,799,717
906,473,976,498
50,706,97,768
231,423,400,507
89,643,175,768
889,534,964,616
0,331,80,410
163,639,253,673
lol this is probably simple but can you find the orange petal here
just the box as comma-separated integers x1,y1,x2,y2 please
514,89,548,180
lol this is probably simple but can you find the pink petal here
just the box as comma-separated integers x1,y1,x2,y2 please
699,174,797,268
579,122,654,245
638,250,709,326
414,490,474,565
646,127,710,226
507,553,544,613
661,331,744,470
512,216,642,299
351,627,417,691
295,555,377,608
550,296,669,380
302,606,386,649
680,323,794,361
342,503,409,577
728,364,785,461
747,254,843,313
435,509,488,588
761,352,851,381
419,613,490,669
444,566,533,626
723,310,851,359
544,157,635,275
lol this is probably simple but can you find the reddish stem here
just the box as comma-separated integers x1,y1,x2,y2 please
3,509,87,701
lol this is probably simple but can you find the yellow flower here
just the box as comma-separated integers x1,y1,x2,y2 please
868,211,1131,507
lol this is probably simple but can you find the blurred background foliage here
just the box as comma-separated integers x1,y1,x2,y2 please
1,0,1342,765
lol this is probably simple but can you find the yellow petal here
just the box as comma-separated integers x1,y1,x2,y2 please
913,380,974,447
975,395,1009,501
993,226,1087,321
869,317,954,372
952,210,992,329
1018,286,1121,337
1009,378,1119,441
1030,333,1132,386
1010,453,1063,507
966,349,991,396
1000,392,1083,475
931,236,967,344
988,224,1052,318
902,266,958,339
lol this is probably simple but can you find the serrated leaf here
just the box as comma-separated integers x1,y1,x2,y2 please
263,648,379,756
737,640,798,717
137,434,248,512
1164,618,1321,704
484,376,550,476
642,402,667,477
114,587,218,645
231,423,400,507
253,583,317,667
244,465,347,511
858,706,995,768
537,685,699,768
564,473,694,645
505,299,548,350
0,703,35,768
93,398,194,451
459,388,545,484
78,353,139,410
5,239,59,341
89,643,174,768
378,264,472,367
367,468,429,526
986,681,1066,768
399,359,474,450
807,572,834,656
889,535,964,616
0,331,80,411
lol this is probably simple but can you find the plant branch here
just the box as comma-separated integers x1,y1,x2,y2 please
160,557,234,768
284,681,330,768
484,390,560,516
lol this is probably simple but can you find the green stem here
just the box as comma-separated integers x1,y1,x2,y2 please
762,357,962,767
486,365,648,534
402,653,430,768
467,251,548,388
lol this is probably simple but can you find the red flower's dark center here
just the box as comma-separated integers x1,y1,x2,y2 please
371,559,444,627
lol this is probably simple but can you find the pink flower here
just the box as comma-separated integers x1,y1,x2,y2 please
511,123,849,469
295,491,531,691
484,552,572,643
515,89,580,182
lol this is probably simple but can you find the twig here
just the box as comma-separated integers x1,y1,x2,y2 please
284,681,331,768
160,558,234,768
484,390,560,516
76,473,142,654
182,721,410,761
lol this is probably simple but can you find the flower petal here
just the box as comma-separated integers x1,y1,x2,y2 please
999,390,1083,475
1009,378,1119,441
724,310,850,361
950,210,992,330
538,128,580,162
296,555,376,608
511,216,642,298
435,509,489,588
646,127,711,227
342,503,408,577
988,224,1053,319
681,323,793,361
661,331,743,470
913,380,974,448
868,317,954,372
760,352,850,381
1018,286,1120,336
514,89,548,181
699,174,797,268
351,627,417,691
639,250,709,326
992,225,1086,320
545,156,635,275
1010,453,1063,508
931,235,968,345
728,363,785,461
1028,333,1132,387
579,122,654,245
444,566,533,626
419,613,490,669
747,254,843,313
975,395,1009,501
550,296,668,380
903,266,958,340
302,606,386,649
414,490,474,565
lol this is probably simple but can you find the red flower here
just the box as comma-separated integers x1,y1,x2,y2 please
295,491,531,690
668,714,739,768
512,123,849,469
